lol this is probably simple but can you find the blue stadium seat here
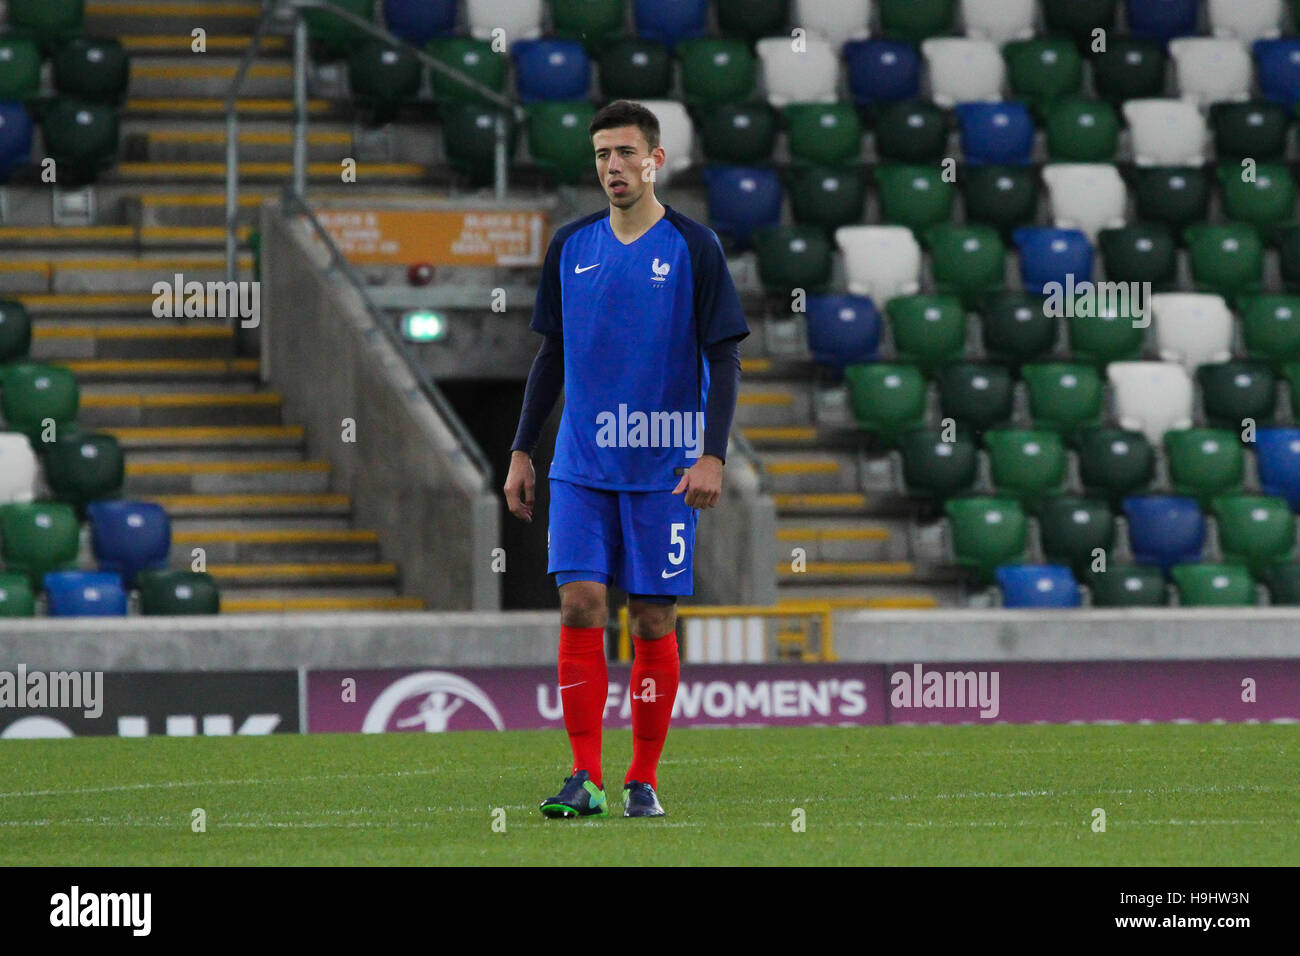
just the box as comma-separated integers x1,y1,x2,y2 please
87,500,170,586
1123,494,1206,572
805,294,883,370
956,102,1036,166
702,165,782,249
1253,39,1300,107
44,570,127,617
512,39,591,102
1013,227,1094,295
996,564,1082,608
844,39,921,107
1255,427,1300,511
1127,0,1199,45
0,101,32,183
634,0,706,49
382,0,457,45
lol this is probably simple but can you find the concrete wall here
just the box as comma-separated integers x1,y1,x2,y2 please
260,206,500,609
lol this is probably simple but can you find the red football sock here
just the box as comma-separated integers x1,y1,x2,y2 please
626,631,680,789
558,624,608,788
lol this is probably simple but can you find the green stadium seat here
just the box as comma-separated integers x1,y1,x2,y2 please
935,361,1013,433
717,0,789,42
137,569,221,615
1288,362,1300,420
43,430,124,512
1183,223,1264,301
886,294,967,374
41,98,120,186
753,226,832,296
0,571,35,617
788,165,865,232
696,102,777,164
1092,38,1167,105
945,495,1028,584
1021,362,1104,438
1086,563,1169,607
785,103,862,167
0,33,42,101
1212,494,1296,574
879,0,954,43
1133,167,1211,233
305,0,375,58
428,38,508,105
1278,226,1300,294
0,501,79,590
0,298,32,363
8,0,84,53
1004,39,1083,115
927,225,1006,309
1197,361,1278,429
979,291,1057,367
1171,562,1258,606
1067,299,1147,366
1038,496,1115,577
873,99,947,164
679,38,755,106
1076,427,1155,504
526,100,597,186
1098,224,1178,290
1041,0,1118,48
1044,97,1120,162
1239,295,1300,369
844,362,927,445
1216,163,1297,240
348,38,421,124
962,165,1039,238
1164,428,1244,505
1263,563,1300,605
599,38,671,100
898,427,978,502
0,362,78,444
874,163,955,237
1210,101,1290,164
552,0,627,49
440,103,515,186
52,36,130,105
984,428,1067,509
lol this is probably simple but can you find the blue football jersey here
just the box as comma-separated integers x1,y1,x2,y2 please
530,205,750,491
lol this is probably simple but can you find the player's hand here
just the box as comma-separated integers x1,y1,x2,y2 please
672,455,723,510
504,450,536,522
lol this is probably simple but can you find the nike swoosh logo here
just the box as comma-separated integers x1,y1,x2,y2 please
574,263,600,274
661,567,687,579
558,681,586,690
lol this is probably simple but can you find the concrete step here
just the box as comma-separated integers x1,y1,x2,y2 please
776,582,947,606
125,97,336,119
126,459,329,494
169,515,354,533
137,127,355,163
54,357,259,382
776,560,920,585
759,450,860,494
120,33,291,55
734,385,811,428
740,424,820,448
103,425,304,450
88,2,266,35
137,186,390,227
82,391,283,427
32,324,236,360
0,228,251,252
129,58,295,98
171,527,380,564
776,520,897,562
111,160,426,184
206,562,399,587
772,492,868,515
217,585,409,602
142,492,351,517
0,255,252,294
220,595,425,614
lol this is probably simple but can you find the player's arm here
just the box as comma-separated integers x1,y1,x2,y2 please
505,334,564,523
673,336,741,509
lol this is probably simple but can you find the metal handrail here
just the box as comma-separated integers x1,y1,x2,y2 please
282,188,495,489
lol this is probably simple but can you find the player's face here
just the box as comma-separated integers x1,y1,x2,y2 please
592,126,664,209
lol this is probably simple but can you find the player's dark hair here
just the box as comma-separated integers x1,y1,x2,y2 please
589,100,660,151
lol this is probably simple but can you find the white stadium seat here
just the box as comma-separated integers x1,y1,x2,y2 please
1122,99,1207,166
635,100,693,182
1169,38,1254,107
1042,164,1127,241
1108,361,1196,444
921,38,1005,107
466,0,543,44
961,0,1037,44
1150,293,1235,373
835,225,922,304
756,35,839,107
1208,0,1283,43
792,0,871,50
0,432,37,505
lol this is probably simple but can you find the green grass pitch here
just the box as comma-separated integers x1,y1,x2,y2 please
1,724,1295,866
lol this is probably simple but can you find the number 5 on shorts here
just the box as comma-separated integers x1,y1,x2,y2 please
668,522,686,566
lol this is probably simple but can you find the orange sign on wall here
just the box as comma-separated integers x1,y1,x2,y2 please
314,209,547,266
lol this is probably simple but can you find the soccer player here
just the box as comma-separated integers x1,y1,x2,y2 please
504,100,749,819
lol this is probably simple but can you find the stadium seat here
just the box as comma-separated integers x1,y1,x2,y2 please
756,36,838,106
1038,497,1116,576
945,496,1028,583
0,362,79,444
788,165,865,232
348,39,421,123
844,40,921,107
1209,101,1290,163
1045,97,1121,162
886,295,967,374
551,0,626,49
44,571,128,618
703,165,783,248
1021,362,1104,437
956,102,1035,167
836,226,923,303
996,564,1082,608
1169,38,1254,107
1197,360,1279,428
1252,38,1300,106
467,0,544,43
1108,361,1195,444
41,98,120,186
1123,99,1207,167
1287,362,1300,418
1127,0,1199,45
633,0,706,48
962,0,1035,44
936,361,1014,432
8,0,84,52
428,38,508,105
753,226,832,295
0,502,79,589
1183,224,1265,301
304,0,376,57
137,569,222,616
0,33,41,102
1013,228,1093,296
872,99,948,164
1150,293,1235,371
679,38,755,106
0,298,32,362
1093,38,1167,105
696,102,776,164
1279,226,1300,293
1265,562,1300,603
844,362,927,444
874,164,955,236
979,291,1056,366
1004,39,1083,114
42,430,124,512
1171,562,1258,605
1124,494,1206,571
1216,163,1297,240
1087,563,1170,606
879,0,955,43
922,39,1005,108
1208,0,1283,43
0,101,32,183
927,225,1006,309
717,0,789,43
1240,294,1300,368
1041,0,1118,48
440,103,516,185
637,99,693,181
804,295,882,370
0,571,35,617
1255,427,1300,509
962,166,1039,237
1077,427,1156,503
1132,167,1211,232
526,101,597,185
1164,428,1245,503
0,432,36,504
1042,164,1127,241
1068,299,1147,366
52,37,130,106
985,428,1067,508
1099,224,1177,290
383,0,457,46
1213,494,1296,574
88,499,170,586
898,428,979,501
793,0,870,49
512,39,591,103
785,103,862,167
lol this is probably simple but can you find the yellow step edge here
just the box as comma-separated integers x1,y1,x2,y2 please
127,460,326,476
55,359,259,374
173,529,376,544
206,563,397,579
0,226,135,241
738,391,796,406
146,493,351,508
89,2,264,15
49,257,249,270
222,596,424,613
773,493,867,508
858,596,940,609
18,294,158,309
83,392,280,408
121,35,288,52
127,98,332,114
35,325,234,339
117,161,425,178
132,64,292,79
762,460,841,475
148,130,352,146
0,262,51,275
103,425,302,441
776,527,891,541
778,561,915,576
740,358,772,373
741,426,817,441
139,226,254,242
